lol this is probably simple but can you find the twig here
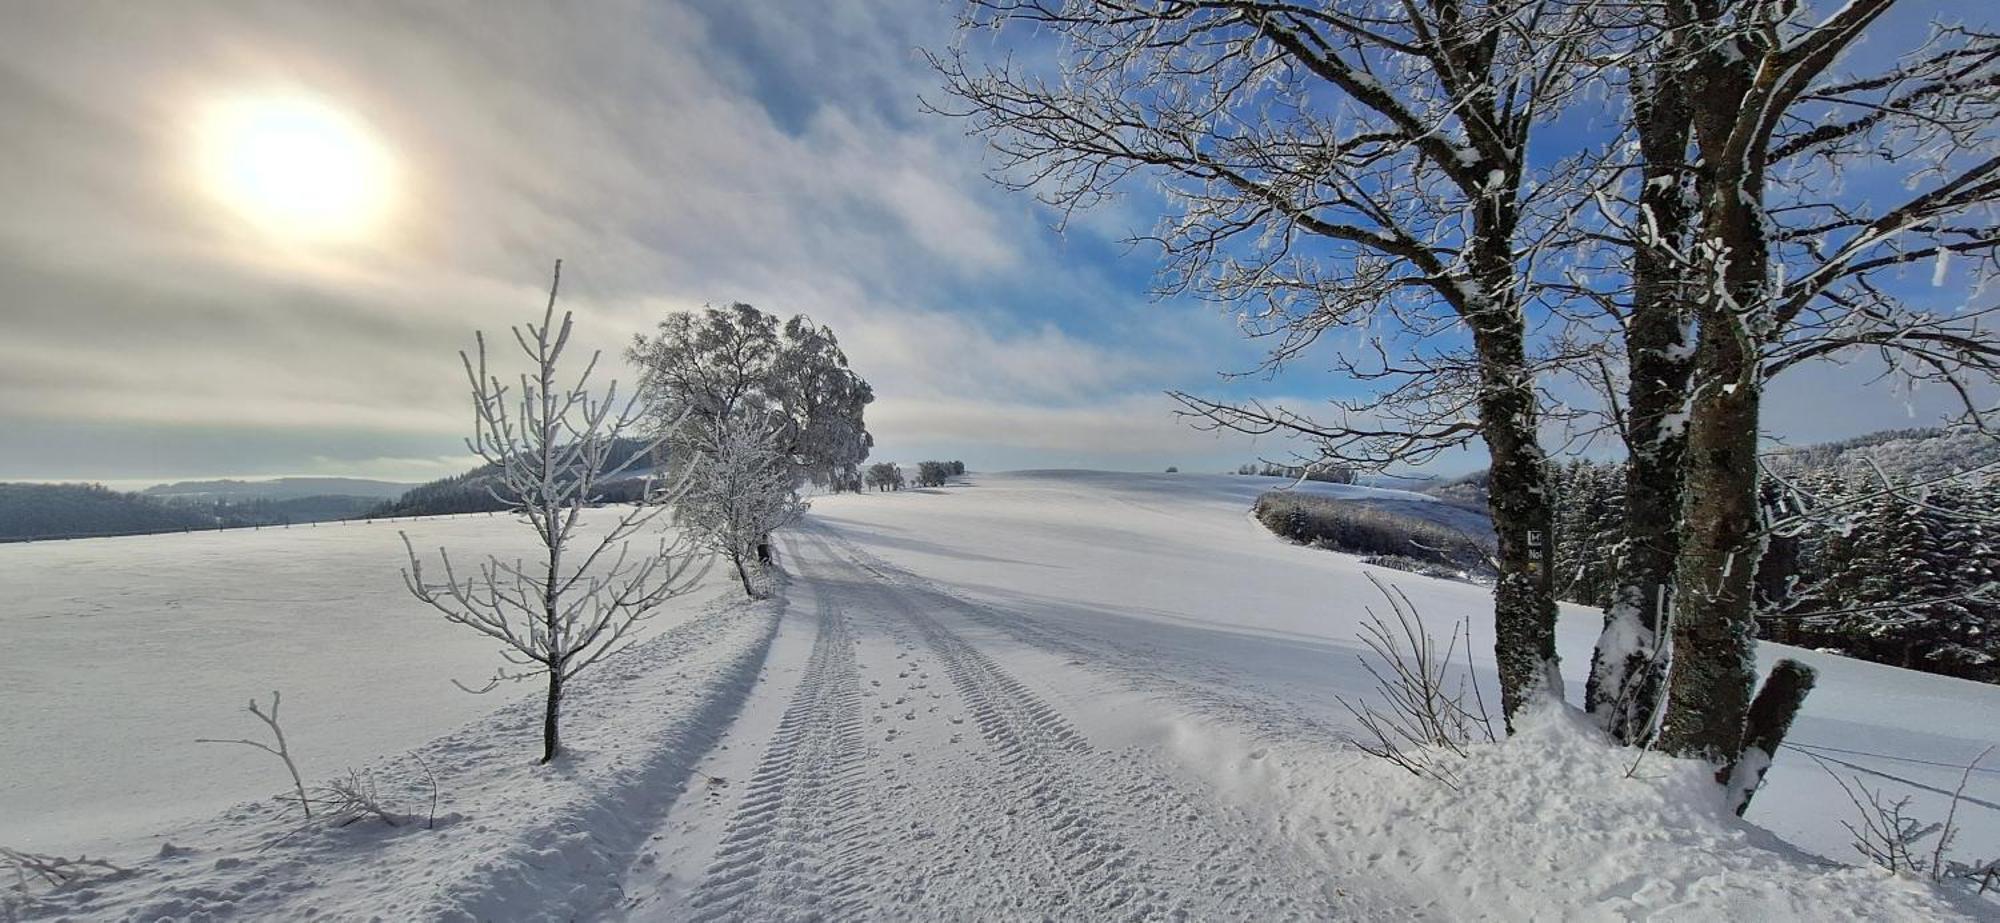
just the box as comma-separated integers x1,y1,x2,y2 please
196,691,310,820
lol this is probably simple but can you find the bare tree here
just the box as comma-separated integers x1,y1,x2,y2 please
1626,3,2000,770
930,0,1620,724
401,261,707,764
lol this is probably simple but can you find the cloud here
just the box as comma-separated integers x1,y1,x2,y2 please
0,0,1231,482
1,0,1971,485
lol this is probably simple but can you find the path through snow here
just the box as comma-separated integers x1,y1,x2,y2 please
617,527,1374,919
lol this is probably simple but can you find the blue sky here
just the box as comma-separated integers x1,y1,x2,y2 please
0,0,1987,486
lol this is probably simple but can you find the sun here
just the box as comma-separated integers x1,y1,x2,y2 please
198,94,394,241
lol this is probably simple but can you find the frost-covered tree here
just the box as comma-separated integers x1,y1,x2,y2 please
1779,473,2000,682
916,461,951,488
627,304,874,491
627,304,871,590
1615,2,2000,771
931,0,1618,726
402,262,706,764
865,462,904,492
677,416,805,598
1550,460,1624,610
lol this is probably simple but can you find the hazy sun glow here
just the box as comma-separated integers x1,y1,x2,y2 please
199,94,393,240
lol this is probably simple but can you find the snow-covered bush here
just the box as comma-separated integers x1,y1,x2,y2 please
1254,492,1491,578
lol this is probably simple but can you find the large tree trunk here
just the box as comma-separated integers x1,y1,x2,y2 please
1472,307,1563,727
1588,49,1694,744
1464,171,1563,728
1659,349,1762,762
1657,112,1769,760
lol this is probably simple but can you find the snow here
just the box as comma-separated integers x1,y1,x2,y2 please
0,513,742,857
4,471,1995,919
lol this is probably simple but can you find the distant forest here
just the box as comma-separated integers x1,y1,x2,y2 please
1535,430,2000,684
364,437,658,518
0,483,380,541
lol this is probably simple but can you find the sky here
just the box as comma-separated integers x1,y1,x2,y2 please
0,0,1989,487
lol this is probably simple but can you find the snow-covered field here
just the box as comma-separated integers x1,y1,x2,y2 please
0,514,744,856
4,471,1996,919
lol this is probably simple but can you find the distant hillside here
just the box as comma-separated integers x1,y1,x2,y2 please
1762,427,2000,483
0,482,385,541
1417,427,1999,507
144,477,415,502
0,483,210,541
367,438,660,518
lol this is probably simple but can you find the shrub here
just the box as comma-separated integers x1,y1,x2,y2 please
1254,491,1491,578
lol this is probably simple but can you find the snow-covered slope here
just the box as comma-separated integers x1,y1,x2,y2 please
4,471,1994,919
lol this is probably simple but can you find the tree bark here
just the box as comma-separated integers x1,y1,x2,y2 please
1588,46,1694,744
1658,147,1768,762
1470,270,1563,726
541,667,563,764
1650,7,1787,764
732,549,757,599
1724,658,1816,816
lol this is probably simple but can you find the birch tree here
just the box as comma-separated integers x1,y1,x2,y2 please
930,0,1615,724
401,261,707,764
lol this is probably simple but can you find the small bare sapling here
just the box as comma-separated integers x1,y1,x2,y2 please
196,691,311,820
1813,745,1999,895
1337,575,1497,788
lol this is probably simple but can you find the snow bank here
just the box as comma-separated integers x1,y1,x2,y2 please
1225,704,1969,921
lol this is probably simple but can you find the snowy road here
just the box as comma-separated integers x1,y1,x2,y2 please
619,525,1373,920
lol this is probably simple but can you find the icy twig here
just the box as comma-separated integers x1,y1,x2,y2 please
1,847,132,893
196,691,311,820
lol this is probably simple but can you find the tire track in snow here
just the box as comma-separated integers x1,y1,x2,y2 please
682,564,875,922
816,520,1353,748
799,527,1346,920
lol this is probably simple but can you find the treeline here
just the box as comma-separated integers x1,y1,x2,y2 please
1233,462,1357,484
1544,459,1999,684
0,483,208,540
0,483,381,541
833,460,964,492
